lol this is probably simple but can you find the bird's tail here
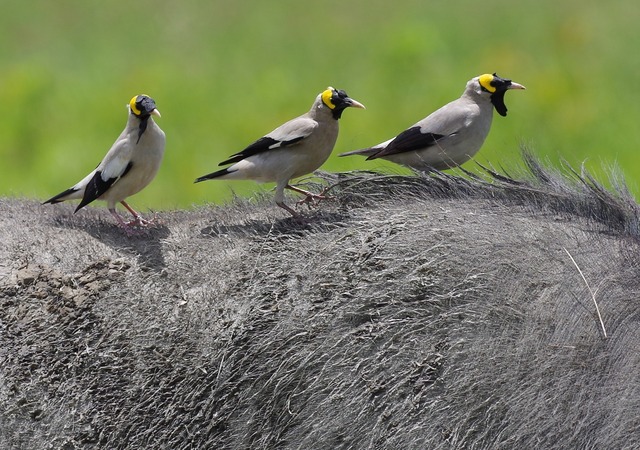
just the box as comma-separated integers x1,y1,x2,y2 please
194,167,237,183
339,147,378,158
42,187,81,205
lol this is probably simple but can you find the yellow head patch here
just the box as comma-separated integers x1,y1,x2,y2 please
478,74,496,93
129,94,151,116
129,95,142,116
321,88,336,109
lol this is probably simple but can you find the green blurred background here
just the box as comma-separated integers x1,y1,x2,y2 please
2,0,639,211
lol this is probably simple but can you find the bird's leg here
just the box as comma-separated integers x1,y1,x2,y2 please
273,182,300,217
121,201,154,227
276,201,299,217
109,208,135,236
287,184,334,207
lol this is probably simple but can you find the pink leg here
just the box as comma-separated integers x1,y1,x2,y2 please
276,201,299,217
109,208,135,235
286,184,334,206
120,201,154,227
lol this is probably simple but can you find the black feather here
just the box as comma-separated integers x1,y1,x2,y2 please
194,167,237,183
218,135,305,166
491,90,509,117
368,127,447,160
75,162,132,212
136,116,150,144
43,187,80,205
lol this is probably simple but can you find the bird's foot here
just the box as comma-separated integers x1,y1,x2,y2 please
286,184,334,208
296,189,335,207
277,201,300,217
110,208,157,235
125,214,159,228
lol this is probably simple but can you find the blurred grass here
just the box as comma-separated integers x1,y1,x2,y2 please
2,0,640,211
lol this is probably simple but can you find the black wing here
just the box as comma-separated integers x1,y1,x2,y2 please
75,162,133,212
367,127,449,160
219,136,305,166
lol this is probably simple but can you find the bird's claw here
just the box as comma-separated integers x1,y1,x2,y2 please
296,190,335,208
125,217,150,227
122,214,160,232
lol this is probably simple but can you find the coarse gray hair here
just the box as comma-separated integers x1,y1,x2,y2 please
1,150,638,449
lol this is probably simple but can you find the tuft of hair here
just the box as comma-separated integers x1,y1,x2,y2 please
1,147,638,449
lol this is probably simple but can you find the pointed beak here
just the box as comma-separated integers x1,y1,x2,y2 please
348,99,366,109
508,82,526,90
151,108,162,118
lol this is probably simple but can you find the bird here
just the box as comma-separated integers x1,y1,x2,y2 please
195,87,365,216
43,94,166,232
339,73,525,171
